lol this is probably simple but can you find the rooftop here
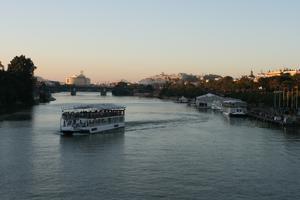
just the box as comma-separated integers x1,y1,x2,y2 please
62,104,126,112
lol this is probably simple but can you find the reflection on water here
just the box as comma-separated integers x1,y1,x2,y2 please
221,112,300,135
1,92,300,200
283,127,300,135
0,109,33,121
60,129,125,148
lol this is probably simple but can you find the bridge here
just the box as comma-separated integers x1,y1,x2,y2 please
48,84,113,95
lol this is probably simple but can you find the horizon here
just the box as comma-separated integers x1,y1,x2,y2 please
1,0,299,82
1,57,300,84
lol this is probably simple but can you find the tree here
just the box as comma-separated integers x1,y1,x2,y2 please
258,77,269,91
7,55,37,104
112,82,133,96
218,76,234,92
7,55,36,76
236,76,256,91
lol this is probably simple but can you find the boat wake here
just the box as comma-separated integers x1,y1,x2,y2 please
125,116,208,132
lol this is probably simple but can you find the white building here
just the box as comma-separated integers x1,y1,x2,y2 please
66,71,91,86
257,68,300,79
139,77,167,86
139,73,190,86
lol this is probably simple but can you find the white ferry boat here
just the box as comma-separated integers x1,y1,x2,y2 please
211,100,223,111
60,104,125,135
222,100,247,116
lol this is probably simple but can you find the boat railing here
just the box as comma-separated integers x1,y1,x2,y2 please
222,101,247,108
62,115,125,128
62,104,126,112
62,111,124,120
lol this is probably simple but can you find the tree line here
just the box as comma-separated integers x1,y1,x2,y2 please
111,74,300,107
159,74,300,107
112,82,154,96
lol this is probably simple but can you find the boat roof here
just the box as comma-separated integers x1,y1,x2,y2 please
196,93,225,102
62,104,126,112
223,99,246,103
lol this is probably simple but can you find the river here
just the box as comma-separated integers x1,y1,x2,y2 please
0,92,300,200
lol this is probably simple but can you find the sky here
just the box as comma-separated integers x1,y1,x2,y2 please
0,0,299,83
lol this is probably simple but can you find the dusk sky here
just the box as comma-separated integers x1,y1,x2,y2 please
0,0,299,83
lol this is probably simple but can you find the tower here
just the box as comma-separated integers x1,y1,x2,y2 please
249,69,255,79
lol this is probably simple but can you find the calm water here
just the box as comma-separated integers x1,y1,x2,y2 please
1,92,300,200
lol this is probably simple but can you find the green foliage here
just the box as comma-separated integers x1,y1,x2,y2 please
112,82,156,96
258,74,298,91
159,74,300,107
7,55,36,76
112,82,133,96
0,55,37,109
160,82,205,98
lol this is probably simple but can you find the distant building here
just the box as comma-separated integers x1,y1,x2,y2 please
139,72,199,86
257,68,300,79
178,73,198,82
66,71,91,86
139,73,178,86
36,76,59,86
201,74,222,82
249,70,255,79
139,77,167,86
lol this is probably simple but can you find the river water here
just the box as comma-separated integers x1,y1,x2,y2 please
0,92,300,200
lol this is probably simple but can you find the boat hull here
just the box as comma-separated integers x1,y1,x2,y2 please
223,111,247,117
60,122,125,136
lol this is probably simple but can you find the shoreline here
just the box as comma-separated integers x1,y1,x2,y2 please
0,95,55,116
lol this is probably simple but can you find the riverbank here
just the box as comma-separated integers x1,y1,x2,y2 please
0,94,56,116
166,94,300,127
248,107,299,126
0,109,33,121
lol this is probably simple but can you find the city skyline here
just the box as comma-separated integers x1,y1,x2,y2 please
1,0,299,82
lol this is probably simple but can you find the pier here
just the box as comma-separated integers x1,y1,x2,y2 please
248,109,291,126
248,87,299,126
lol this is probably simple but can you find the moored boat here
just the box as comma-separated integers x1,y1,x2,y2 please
222,100,247,116
177,96,189,103
195,93,225,109
211,100,223,111
60,104,125,135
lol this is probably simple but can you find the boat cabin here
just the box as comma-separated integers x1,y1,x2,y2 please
60,104,126,135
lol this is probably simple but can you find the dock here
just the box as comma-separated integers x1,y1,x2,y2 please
248,108,297,126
